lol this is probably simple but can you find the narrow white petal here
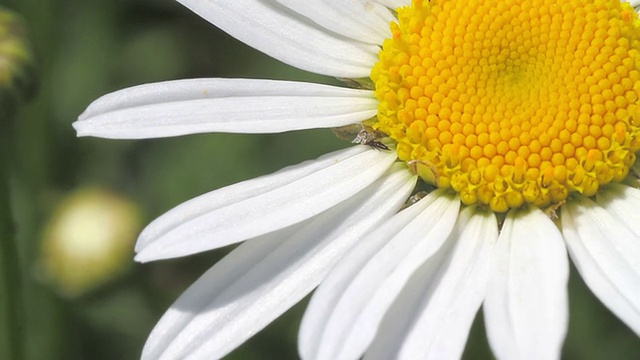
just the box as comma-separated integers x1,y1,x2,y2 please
299,190,460,360
135,147,397,262
74,78,377,139
366,206,498,360
141,166,417,360
135,146,356,252
79,79,374,119
274,0,394,45
562,195,640,335
176,0,379,78
484,206,569,360
596,184,640,238
299,199,431,360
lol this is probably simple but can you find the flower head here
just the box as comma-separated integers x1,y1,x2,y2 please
75,0,640,359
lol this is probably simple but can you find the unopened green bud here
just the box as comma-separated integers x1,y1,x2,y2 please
40,187,142,297
0,7,35,115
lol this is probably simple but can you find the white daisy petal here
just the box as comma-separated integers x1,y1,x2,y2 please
175,0,379,78
135,146,359,252
299,199,429,360
299,190,460,360
135,147,397,262
74,79,377,139
274,0,394,45
596,184,640,238
141,165,417,360
365,206,498,360
484,206,569,360
562,195,640,335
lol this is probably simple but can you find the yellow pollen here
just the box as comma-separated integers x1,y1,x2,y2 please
371,0,640,212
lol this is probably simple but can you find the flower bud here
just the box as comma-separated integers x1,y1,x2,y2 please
41,187,141,297
0,7,36,116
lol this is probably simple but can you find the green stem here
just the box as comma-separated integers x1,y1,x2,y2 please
0,113,24,360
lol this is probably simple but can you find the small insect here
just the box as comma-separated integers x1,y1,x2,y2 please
332,124,390,151
352,128,390,150
545,200,566,221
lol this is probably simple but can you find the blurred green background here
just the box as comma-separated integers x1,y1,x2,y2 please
1,0,638,359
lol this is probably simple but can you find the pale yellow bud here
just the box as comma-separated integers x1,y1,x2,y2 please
41,187,142,297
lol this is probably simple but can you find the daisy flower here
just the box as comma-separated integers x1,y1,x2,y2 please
74,0,640,359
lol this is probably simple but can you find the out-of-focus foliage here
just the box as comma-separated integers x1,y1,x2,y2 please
2,0,639,359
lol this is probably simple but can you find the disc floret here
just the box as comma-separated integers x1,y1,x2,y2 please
372,0,640,212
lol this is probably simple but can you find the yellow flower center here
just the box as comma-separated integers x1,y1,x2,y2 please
371,0,640,212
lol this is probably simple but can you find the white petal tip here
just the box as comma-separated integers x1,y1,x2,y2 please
133,251,154,263
73,119,110,138
72,120,87,136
